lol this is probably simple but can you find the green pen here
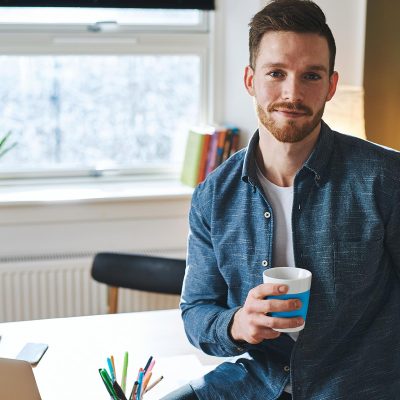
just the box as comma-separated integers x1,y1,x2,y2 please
99,368,119,400
121,351,129,393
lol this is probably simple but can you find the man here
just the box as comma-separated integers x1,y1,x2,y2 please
165,1,400,399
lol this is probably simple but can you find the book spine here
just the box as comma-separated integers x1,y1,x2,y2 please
229,127,240,156
215,128,227,167
197,134,211,183
204,130,219,177
222,128,233,162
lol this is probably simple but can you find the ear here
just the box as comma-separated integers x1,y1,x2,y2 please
326,71,339,101
244,65,255,96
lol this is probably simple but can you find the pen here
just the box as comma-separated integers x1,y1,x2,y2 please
107,357,115,381
142,371,152,393
145,359,155,376
143,356,153,374
144,375,164,393
136,370,145,400
111,355,117,379
129,381,138,400
121,351,129,393
99,368,119,400
113,380,128,400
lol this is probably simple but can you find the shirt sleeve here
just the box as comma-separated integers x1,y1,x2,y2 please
180,186,249,357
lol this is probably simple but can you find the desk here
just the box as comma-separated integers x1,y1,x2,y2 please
0,310,222,399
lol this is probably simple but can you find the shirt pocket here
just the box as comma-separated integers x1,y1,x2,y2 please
334,236,384,298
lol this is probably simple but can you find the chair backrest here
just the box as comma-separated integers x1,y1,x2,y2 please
91,252,186,313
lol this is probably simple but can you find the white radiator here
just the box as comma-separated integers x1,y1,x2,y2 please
0,250,184,323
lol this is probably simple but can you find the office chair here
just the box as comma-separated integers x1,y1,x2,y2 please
91,252,186,314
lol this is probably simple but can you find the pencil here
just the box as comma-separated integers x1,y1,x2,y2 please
136,370,145,400
121,351,129,393
107,357,115,381
142,371,152,393
145,359,156,375
143,356,153,374
111,355,116,379
129,381,138,400
144,375,164,393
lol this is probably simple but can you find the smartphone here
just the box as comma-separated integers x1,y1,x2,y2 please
16,343,48,366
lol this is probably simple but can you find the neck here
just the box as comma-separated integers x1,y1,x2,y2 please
257,123,321,187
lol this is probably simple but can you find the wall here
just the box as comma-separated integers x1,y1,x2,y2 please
364,0,400,150
218,0,367,140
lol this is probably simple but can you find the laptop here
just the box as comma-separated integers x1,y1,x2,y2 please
0,357,42,399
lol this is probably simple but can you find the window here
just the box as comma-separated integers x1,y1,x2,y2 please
0,7,211,179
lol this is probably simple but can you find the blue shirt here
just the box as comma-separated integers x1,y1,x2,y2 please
180,121,400,400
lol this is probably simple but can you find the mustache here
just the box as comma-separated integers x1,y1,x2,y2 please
267,102,313,115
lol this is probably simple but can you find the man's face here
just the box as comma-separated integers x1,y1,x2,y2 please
244,31,338,143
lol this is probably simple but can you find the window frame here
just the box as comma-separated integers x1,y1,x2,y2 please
0,9,213,181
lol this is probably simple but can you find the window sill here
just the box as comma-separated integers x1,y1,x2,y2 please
0,177,194,207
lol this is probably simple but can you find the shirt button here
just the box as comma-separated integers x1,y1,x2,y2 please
262,260,269,267
283,365,290,373
264,211,271,219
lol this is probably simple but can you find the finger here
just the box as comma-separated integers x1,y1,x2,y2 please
243,316,282,343
247,298,300,314
264,298,302,313
250,283,288,299
264,315,305,331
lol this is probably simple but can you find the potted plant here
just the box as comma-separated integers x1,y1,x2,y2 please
0,131,17,159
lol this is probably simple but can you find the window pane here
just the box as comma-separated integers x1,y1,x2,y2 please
0,8,200,25
0,55,200,172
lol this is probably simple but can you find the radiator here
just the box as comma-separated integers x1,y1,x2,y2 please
0,250,184,323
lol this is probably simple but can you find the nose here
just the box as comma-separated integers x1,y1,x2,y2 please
282,76,304,103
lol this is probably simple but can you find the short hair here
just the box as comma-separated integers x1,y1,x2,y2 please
249,0,336,75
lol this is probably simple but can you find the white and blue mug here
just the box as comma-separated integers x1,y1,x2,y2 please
263,267,312,332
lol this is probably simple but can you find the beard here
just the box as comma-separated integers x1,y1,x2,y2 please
257,101,325,143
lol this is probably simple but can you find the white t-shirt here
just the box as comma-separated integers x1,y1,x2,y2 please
256,164,298,393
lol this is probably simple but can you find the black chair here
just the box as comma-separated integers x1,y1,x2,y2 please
91,252,186,314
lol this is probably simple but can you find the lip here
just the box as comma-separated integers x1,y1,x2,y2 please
274,109,307,118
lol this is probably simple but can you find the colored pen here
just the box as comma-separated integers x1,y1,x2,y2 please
111,355,117,379
142,371,152,393
121,351,129,393
99,368,119,400
144,375,164,393
129,381,138,400
113,380,128,400
145,359,155,376
107,357,115,381
144,356,153,373
136,370,145,400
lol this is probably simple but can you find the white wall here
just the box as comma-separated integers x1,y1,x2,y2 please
315,0,367,86
216,0,367,139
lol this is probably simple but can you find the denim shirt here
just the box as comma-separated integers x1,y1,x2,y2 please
180,121,400,400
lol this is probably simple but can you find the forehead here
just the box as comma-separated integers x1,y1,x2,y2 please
255,31,330,70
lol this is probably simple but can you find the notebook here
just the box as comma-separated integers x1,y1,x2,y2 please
0,357,42,399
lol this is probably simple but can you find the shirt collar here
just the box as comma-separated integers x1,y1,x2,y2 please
241,120,334,187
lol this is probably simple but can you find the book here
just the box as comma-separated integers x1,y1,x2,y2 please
180,126,214,187
204,129,220,176
197,133,212,183
228,126,240,156
180,125,241,187
215,128,227,167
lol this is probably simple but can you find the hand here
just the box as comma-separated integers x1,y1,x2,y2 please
230,283,304,344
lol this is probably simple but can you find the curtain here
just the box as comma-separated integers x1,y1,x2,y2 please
0,0,215,9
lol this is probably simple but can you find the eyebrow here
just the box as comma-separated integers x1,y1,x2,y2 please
260,62,328,73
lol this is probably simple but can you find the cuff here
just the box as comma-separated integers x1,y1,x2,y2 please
215,306,249,355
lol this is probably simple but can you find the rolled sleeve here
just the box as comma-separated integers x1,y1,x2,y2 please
180,186,249,357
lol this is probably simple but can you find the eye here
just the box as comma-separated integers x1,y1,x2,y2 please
267,70,285,79
304,72,321,81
